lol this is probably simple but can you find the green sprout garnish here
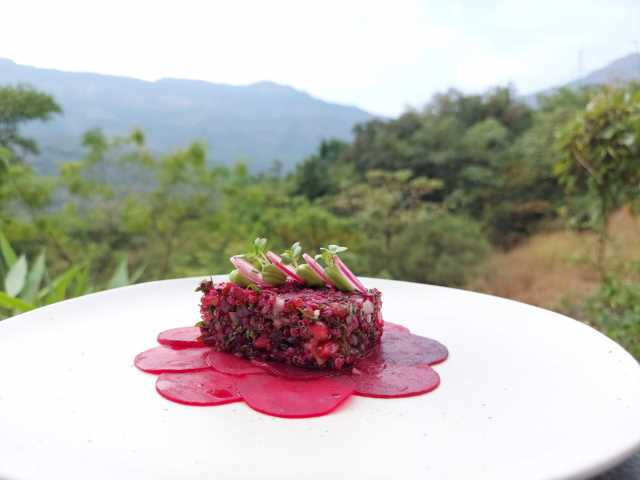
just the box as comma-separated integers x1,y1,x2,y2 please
280,241,302,266
229,237,286,287
254,237,267,254
317,245,354,291
228,238,365,293
323,245,348,255
229,269,251,287
241,237,269,268
262,263,286,286
295,263,325,286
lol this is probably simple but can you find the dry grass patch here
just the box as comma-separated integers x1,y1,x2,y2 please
469,207,640,312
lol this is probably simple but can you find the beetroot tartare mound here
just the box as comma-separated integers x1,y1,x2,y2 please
198,281,383,370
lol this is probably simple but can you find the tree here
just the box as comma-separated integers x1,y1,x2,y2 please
331,169,443,251
555,86,640,276
0,149,53,215
0,85,61,159
57,129,225,279
390,213,489,287
342,86,536,224
0,86,59,218
292,139,349,199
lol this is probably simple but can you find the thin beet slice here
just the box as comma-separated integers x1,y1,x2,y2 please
206,350,265,376
352,351,386,375
353,364,440,398
156,370,241,406
383,321,410,334
382,331,449,366
251,359,336,380
157,327,203,348
238,374,354,418
134,346,211,374
354,331,448,374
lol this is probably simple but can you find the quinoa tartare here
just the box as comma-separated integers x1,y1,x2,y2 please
197,239,383,370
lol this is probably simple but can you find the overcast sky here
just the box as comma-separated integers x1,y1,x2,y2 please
1,0,638,116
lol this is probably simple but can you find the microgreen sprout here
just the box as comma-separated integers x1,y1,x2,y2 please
266,249,305,284
230,237,301,286
280,241,302,267
240,237,269,269
317,244,368,295
229,269,251,287
302,253,335,288
261,263,287,286
326,245,348,255
228,238,367,293
254,237,267,254
230,256,267,287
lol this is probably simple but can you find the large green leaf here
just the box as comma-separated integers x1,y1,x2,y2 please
108,257,129,289
70,267,91,298
5,255,27,297
130,264,146,284
22,251,46,302
0,291,35,313
41,266,81,305
0,229,17,268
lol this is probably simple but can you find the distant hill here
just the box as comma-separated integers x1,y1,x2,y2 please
0,58,375,172
525,53,640,106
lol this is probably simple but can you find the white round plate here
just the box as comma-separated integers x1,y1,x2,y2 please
0,277,639,480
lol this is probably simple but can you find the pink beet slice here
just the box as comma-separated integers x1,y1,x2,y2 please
238,374,354,418
157,327,203,348
383,331,449,366
354,331,448,374
353,364,440,398
156,370,242,406
206,350,265,376
134,346,211,373
251,359,336,380
383,321,410,334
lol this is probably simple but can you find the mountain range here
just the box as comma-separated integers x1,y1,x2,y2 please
0,58,374,173
2,53,639,173
525,52,640,106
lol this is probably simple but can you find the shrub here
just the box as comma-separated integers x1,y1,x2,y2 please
389,213,489,287
584,276,640,359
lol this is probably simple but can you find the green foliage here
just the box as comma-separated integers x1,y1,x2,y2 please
583,277,640,359
280,242,302,266
338,87,558,246
5,254,27,296
556,86,640,202
0,228,17,269
108,256,146,290
22,250,45,302
389,213,489,287
556,86,640,274
293,139,350,199
330,169,442,250
0,145,54,220
346,87,531,182
51,129,226,279
0,230,142,319
0,84,61,157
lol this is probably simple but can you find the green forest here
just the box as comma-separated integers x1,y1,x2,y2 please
1,83,639,358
